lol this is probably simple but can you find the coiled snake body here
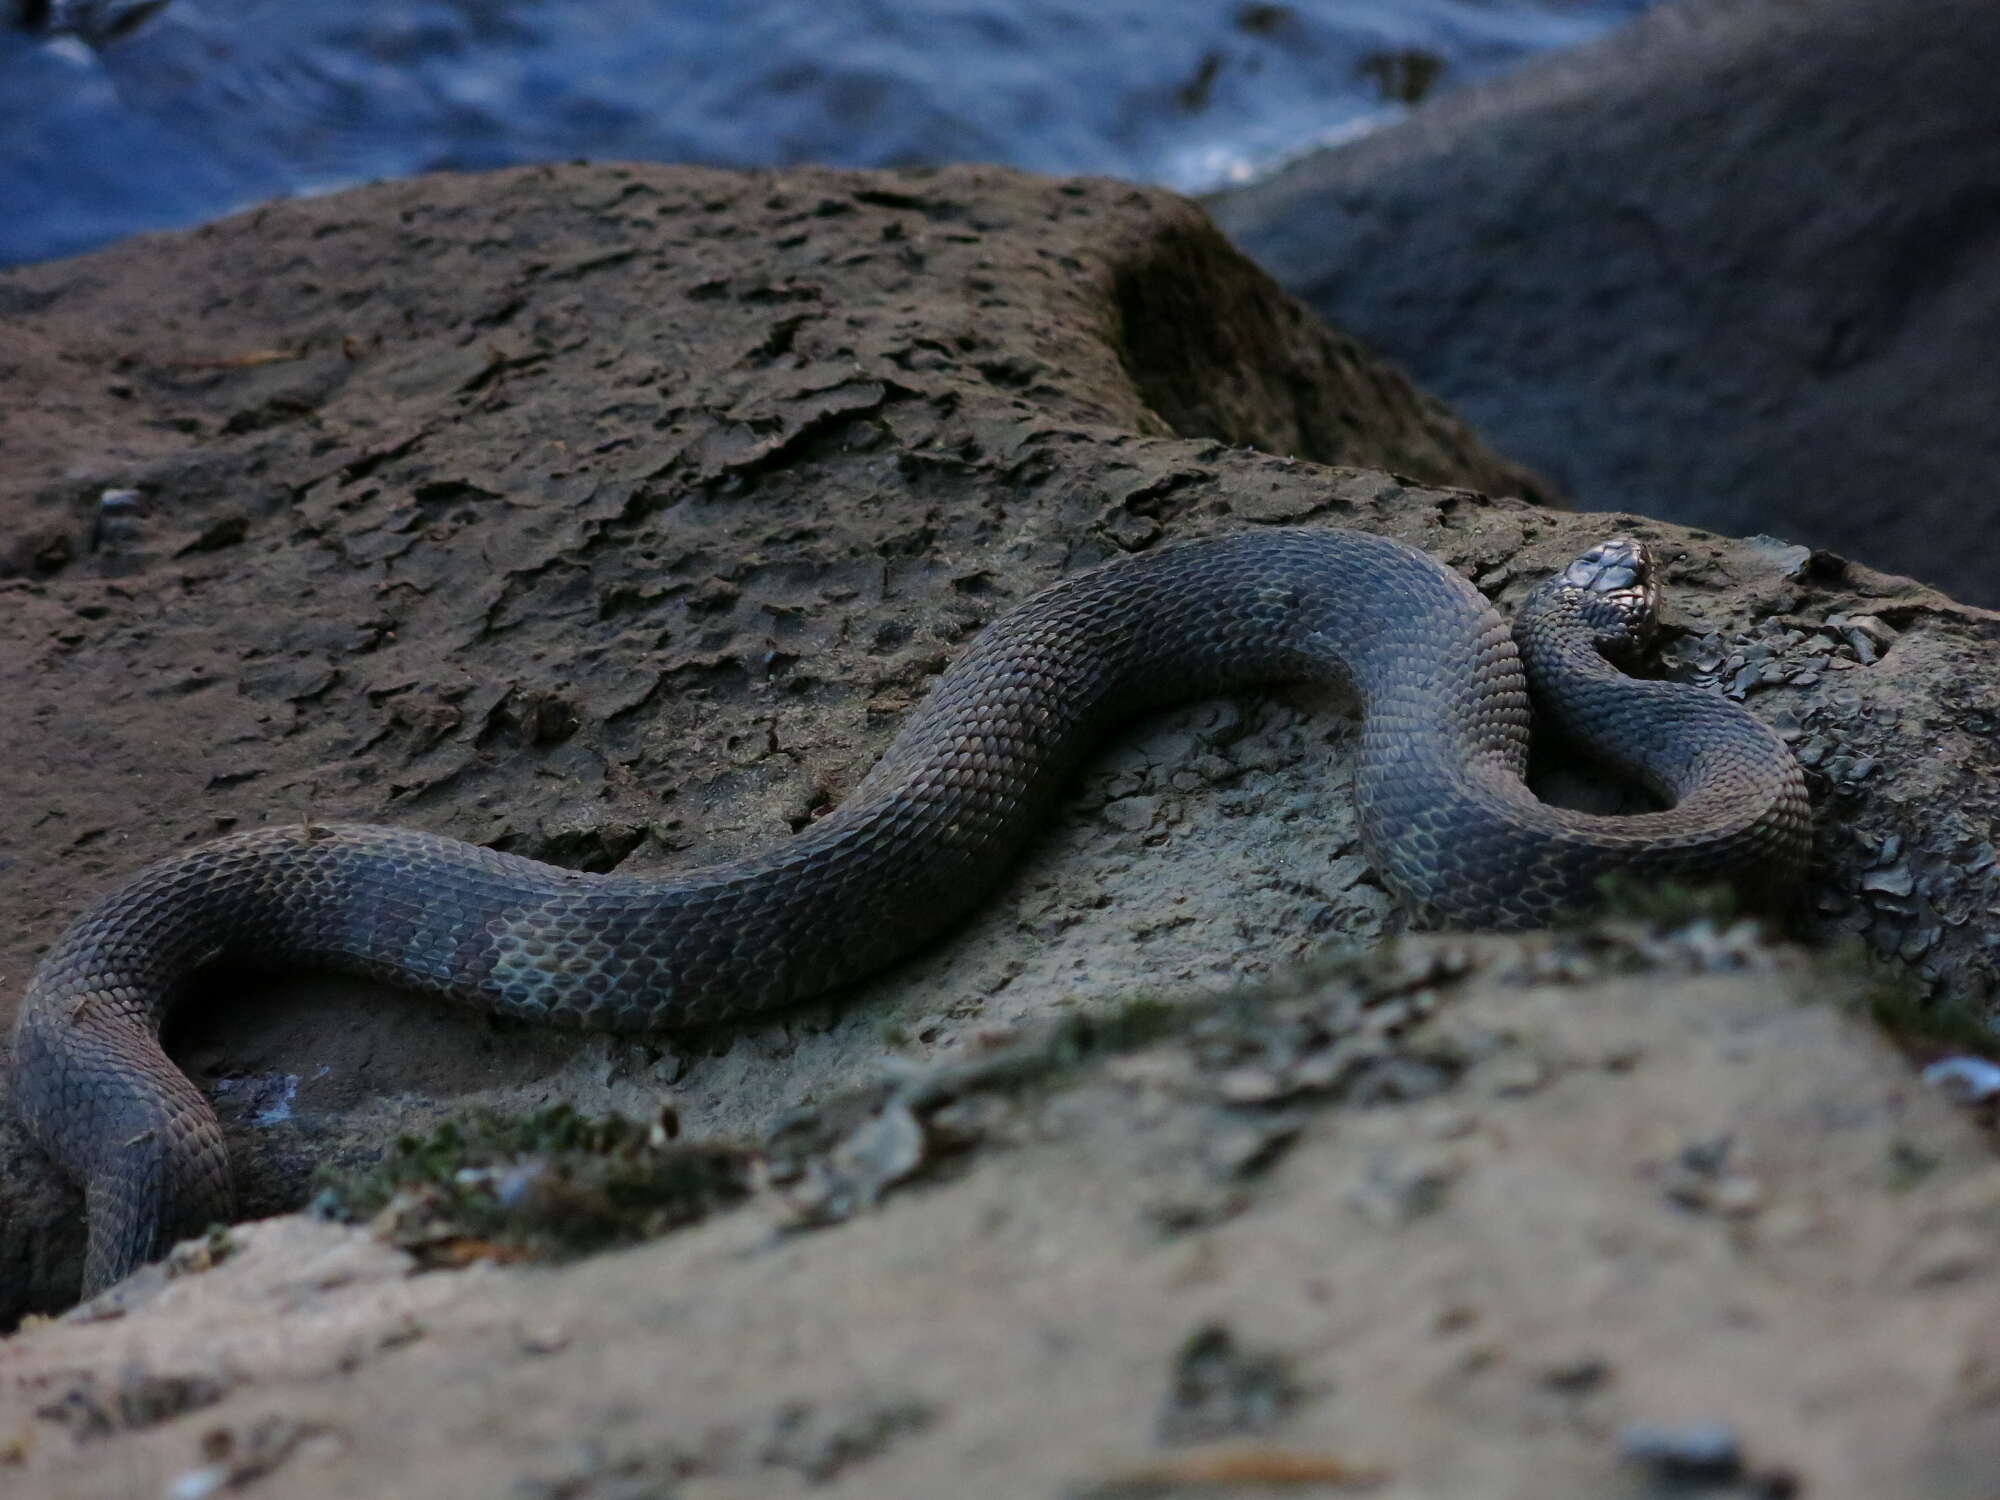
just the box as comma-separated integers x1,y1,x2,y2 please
10,527,1809,1294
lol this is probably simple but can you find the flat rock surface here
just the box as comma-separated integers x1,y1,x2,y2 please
1208,0,2000,607
1,162,1998,1496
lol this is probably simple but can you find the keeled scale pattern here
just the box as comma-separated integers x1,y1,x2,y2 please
9,527,1810,1293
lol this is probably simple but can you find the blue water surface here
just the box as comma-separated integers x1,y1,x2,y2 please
0,0,1655,267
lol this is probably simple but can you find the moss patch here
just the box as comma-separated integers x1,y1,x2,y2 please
317,1105,757,1268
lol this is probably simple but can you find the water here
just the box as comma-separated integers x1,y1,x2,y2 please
0,0,1654,268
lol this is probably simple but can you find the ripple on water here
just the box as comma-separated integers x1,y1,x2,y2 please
2,0,1657,267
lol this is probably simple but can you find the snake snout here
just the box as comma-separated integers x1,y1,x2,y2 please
1559,536,1651,595
1548,536,1661,661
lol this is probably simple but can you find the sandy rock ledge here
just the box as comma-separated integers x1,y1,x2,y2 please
5,928,2000,1499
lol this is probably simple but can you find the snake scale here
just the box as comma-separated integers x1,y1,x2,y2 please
10,527,1810,1295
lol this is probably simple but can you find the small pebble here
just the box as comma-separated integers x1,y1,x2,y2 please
1860,864,1915,898
1922,1055,2000,1105
164,1468,229,1500
1618,1420,1743,1482
1711,1175,1766,1216
1101,796,1160,832
1538,1355,1611,1393
1215,1066,1287,1105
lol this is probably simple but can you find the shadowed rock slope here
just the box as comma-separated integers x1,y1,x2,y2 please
1209,0,2000,606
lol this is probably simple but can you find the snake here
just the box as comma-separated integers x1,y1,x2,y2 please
9,526,1810,1295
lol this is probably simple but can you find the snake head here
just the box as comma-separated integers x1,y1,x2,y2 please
1542,536,1662,664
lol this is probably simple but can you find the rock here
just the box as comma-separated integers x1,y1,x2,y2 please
3,929,1999,1498
1923,1055,2000,1106
1618,1421,1744,1483
1207,0,2000,607
0,159,1551,1321
2,160,2000,1496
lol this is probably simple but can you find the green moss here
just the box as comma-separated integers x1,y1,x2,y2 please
867,991,1207,1118
1832,943,1997,1055
1585,874,1742,928
1052,992,1186,1059
1885,1138,1943,1191
317,1104,756,1267
999,993,1191,1089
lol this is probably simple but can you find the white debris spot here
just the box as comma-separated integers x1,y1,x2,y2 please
1921,1055,2000,1105
212,1072,302,1126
